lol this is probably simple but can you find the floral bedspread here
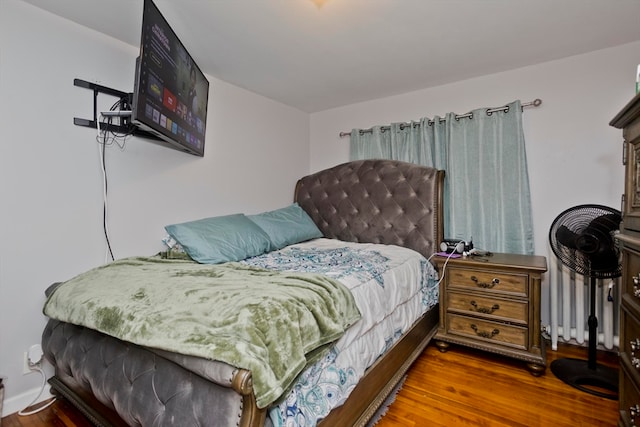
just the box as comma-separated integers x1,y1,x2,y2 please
243,245,392,286
242,238,439,427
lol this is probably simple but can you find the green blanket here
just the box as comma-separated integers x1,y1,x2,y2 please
43,256,361,408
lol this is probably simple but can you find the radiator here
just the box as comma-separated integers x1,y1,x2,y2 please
548,255,620,351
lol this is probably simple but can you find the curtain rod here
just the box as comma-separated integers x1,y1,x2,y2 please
338,98,542,138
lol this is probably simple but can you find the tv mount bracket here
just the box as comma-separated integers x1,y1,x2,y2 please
73,78,160,142
73,78,132,132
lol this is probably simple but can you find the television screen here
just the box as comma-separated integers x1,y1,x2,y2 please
131,0,209,157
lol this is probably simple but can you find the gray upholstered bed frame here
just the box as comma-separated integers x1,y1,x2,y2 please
42,159,445,427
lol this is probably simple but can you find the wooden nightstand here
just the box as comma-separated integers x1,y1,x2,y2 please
433,252,547,375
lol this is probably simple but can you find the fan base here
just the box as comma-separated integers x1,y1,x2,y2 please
551,358,618,400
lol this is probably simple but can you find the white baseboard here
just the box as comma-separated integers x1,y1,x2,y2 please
2,385,55,418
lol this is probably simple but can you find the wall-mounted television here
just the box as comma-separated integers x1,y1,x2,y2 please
131,0,209,157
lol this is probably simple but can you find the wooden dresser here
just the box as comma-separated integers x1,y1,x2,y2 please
433,252,547,375
611,92,640,426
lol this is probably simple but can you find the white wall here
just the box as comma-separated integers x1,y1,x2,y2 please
2,0,637,416
310,41,640,327
0,0,309,415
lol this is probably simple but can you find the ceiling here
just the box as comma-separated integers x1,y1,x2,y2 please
20,0,640,113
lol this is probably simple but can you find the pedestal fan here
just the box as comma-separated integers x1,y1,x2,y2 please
548,204,621,400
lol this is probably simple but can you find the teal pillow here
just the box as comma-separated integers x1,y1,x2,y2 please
164,214,272,264
248,203,323,250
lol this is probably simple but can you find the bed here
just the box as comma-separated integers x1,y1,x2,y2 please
41,159,445,427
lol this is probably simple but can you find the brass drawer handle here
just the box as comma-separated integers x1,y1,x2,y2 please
470,324,499,339
634,274,640,297
470,301,500,314
631,339,640,370
630,403,640,423
470,276,499,289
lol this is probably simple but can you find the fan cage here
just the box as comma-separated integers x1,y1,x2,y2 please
549,204,621,279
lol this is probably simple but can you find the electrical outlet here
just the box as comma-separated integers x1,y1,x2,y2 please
22,344,43,375
22,352,32,375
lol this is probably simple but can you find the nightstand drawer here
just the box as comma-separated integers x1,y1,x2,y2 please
446,313,528,350
447,291,527,325
447,268,528,297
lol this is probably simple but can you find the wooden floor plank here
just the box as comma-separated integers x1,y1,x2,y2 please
2,342,619,426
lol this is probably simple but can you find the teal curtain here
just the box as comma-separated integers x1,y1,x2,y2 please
350,100,534,255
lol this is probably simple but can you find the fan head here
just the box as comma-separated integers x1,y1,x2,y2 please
549,204,621,279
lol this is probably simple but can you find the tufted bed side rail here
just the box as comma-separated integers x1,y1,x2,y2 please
42,319,262,427
294,159,445,258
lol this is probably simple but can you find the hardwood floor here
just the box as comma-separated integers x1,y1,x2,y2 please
377,342,619,427
2,342,619,426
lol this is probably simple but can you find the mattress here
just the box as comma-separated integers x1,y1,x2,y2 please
241,238,439,426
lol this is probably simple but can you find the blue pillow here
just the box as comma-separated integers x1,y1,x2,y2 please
248,203,323,250
164,214,272,264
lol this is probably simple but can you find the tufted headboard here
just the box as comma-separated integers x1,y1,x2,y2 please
294,159,445,259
